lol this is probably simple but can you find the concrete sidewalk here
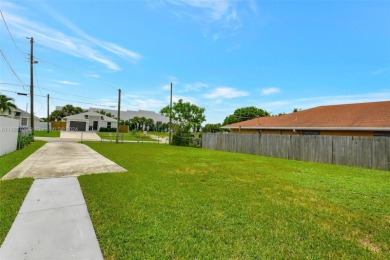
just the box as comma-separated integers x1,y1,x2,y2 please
0,177,103,259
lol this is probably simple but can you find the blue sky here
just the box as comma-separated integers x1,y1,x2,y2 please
1,0,389,123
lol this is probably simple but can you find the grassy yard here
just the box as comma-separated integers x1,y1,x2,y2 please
146,131,169,138
0,141,45,244
33,130,61,137
79,143,390,259
97,132,156,142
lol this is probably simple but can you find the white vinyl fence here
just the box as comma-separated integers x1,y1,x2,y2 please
0,117,19,156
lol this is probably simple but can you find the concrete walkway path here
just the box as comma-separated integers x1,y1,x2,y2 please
0,177,103,259
2,142,126,180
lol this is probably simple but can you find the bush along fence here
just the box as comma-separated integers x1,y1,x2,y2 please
202,133,390,170
18,128,33,150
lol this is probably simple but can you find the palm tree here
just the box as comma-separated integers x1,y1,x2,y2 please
132,116,141,130
145,118,154,131
0,94,17,115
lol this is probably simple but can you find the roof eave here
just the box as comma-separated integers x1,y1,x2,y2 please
221,126,390,131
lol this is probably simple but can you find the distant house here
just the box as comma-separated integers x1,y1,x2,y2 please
0,107,41,129
223,101,390,137
63,111,117,131
88,107,169,123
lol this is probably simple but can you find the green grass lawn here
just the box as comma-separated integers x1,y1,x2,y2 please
97,132,156,142
33,130,61,137
0,141,46,244
146,131,169,138
79,143,390,259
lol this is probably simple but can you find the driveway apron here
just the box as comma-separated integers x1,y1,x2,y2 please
2,142,126,179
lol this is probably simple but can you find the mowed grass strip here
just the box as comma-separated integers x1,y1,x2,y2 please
0,141,46,244
97,132,156,142
33,130,61,137
80,143,390,259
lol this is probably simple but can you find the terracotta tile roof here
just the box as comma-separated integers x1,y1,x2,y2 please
225,101,390,130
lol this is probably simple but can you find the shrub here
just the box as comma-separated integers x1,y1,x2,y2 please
99,127,117,132
172,132,191,146
17,134,34,149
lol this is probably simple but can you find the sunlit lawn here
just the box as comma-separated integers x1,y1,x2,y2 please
97,132,156,142
33,130,61,137
0,141,46,244
80,143,390,259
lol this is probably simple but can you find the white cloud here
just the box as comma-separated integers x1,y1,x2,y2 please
166,0,230,21
261,87,281,95
204,87,248,99
162,0,249,40
1,3,142,71
125,99,167,111
56,80,79,85
162,84,171,90
172,95,199,105
372,67,390,75
261,91,390,114
184,82,208,92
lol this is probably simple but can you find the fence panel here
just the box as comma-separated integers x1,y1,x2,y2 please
202,133,389,171
0,117,19,156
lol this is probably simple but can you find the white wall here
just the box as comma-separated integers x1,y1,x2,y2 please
35,121,51,131
0,117,19,156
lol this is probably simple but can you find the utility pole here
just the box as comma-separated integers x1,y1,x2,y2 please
116,88,121,144
169,82,173,145
29,37,34,135
47,94,50,133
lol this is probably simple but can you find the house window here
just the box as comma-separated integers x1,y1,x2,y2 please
85,115,89,119
302,130,320,135
107,122,111,128
21,118,28,126
15,112,21,117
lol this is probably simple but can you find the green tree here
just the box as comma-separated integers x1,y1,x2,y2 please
60,104,84,117
203,123,223,133
223,106,270,125
0,94,17,115
145,118,154,131
49,110,63,121
139,117,147,131
49,104,85,121
132,117,140,130
160,99,206,133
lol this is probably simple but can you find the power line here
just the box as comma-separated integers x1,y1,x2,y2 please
34,93,116,108
1,81,105,102
0,88,27,95
0,10,25,55
33,63,43,95
0,48,26,85
0,82,26,87
0,88,116,108
36,57,122,90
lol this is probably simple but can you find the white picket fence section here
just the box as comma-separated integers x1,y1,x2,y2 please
0,117,19,156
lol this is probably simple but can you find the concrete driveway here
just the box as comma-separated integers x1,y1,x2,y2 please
2,142,126,179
